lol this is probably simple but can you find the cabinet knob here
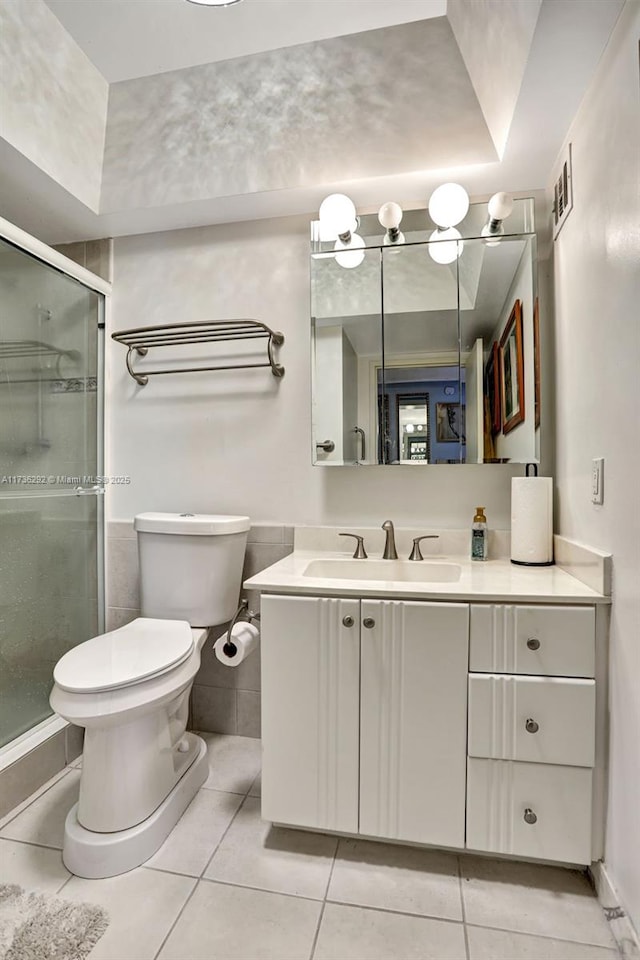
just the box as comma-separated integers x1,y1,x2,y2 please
363,617,375,629
527,637,541,651
342,615,354,628
525,718,539,734
523,808,537,825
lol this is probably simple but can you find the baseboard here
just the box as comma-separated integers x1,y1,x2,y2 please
590,861,640,959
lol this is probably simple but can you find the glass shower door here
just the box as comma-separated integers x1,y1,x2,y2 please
0,237,104,748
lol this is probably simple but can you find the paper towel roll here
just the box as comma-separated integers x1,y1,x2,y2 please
511,476,554,565
214,621,259,667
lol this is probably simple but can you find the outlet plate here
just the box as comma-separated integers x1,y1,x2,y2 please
592,458,604,504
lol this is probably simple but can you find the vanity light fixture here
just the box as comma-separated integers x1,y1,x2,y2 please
378,202,405,245
318,194,357,243
481,191,514,244
427,183,468,264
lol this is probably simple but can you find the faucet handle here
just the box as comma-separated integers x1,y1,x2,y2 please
408,535,439,561
339,533,368,559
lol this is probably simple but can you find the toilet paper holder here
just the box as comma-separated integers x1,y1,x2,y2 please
223,598,261,657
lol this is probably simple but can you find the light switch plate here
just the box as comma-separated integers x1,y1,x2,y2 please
592,458,604,504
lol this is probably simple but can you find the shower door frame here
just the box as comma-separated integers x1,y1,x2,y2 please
0,215,111,768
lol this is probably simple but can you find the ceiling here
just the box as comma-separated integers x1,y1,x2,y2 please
43,0,447,82
0,0,625,244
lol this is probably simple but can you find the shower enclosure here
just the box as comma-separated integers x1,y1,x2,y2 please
0,218,106,757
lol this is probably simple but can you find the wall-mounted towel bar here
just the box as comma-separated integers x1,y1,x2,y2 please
112,320,285,386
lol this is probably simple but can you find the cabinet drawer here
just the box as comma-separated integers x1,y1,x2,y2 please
469,604,595,677
468,674,595,767
466,758,592,864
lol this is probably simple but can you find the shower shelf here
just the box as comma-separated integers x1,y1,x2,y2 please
112,320,285,386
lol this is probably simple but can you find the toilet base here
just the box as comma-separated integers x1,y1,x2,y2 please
62,734,209,878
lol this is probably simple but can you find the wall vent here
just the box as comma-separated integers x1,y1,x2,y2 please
552,143,573,239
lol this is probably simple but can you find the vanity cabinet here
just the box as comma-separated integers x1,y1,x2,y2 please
260,593,599,866
466,603,597,864
260,595,469,847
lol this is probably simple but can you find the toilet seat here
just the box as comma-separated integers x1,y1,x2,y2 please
54,619,194,694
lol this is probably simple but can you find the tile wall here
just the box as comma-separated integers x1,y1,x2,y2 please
106,522,294,738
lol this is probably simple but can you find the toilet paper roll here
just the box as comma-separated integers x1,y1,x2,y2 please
511,477,554,565
214,621,259,667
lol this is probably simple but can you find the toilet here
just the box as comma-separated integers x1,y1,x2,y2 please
50,512,250,879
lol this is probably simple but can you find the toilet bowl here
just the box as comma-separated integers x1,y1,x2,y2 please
50,512,250,878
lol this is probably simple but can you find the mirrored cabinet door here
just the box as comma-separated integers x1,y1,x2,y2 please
311,246,382,465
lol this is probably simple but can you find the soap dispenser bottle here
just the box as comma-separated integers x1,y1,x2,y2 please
471,507,488,561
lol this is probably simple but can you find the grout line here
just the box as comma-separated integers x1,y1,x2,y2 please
324,898,465,927
152,876,199,960
464,921,622,951
197,790,249,880
309,837,338,960
457,855,471,960
0,837,64,853
199,875,326,905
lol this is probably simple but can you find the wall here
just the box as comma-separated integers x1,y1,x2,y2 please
0,0,108,211
551,0,640,934
107,215,522,526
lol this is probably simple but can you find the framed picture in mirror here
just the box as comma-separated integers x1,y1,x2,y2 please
500,299,525,434
485,341,501,435
436,403,465,443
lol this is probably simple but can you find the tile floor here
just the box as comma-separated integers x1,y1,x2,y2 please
0,734,622,960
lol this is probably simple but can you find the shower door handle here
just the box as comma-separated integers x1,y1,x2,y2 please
74,484,106,496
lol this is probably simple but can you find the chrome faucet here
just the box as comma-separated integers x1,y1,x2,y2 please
381,520,398,560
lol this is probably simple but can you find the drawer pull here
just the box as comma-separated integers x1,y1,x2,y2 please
523,807,538,825
342,615,354,628
527,637,541,651
525,718,540,734
363,617,375,629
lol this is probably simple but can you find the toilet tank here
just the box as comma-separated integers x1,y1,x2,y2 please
133,513,250,627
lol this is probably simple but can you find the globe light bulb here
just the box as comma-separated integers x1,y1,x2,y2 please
319,194,357,241
428,227,463,265
487,191,514,221
428,183,469,228
186,0,243,5
406,423,415,433
334,234,365,269
378,202,403,230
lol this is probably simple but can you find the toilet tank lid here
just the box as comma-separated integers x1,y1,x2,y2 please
134,513,250,536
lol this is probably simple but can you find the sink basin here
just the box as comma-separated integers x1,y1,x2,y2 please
303,559,462,583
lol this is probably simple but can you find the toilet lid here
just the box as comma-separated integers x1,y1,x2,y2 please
54,619,194,693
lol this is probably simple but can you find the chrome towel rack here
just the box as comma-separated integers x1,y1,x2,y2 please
112,320,285,386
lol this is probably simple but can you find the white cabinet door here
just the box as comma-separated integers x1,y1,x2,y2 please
260,594,360,832
359,600,469,847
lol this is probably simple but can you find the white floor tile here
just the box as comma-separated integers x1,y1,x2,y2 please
0,769,80,849
146,789,243,877
199,733,261,794
467,925,621,959
158,879,321,960
314,902,467,960
205,796,336,899
461,857,618,948
62,866,195,960
328,838,462,921
0,837,70,893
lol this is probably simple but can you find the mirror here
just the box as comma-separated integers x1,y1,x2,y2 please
311,199,539,465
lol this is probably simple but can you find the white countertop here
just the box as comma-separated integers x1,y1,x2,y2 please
244,550,610,604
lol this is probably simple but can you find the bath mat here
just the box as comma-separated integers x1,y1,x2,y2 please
0,883,109,960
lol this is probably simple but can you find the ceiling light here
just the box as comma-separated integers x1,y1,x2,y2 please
319,194,357,242
428,227,463,265
406,423,415,433
378,202,405,245
186,0,242,6
428,183,469,229
334,234,365,269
